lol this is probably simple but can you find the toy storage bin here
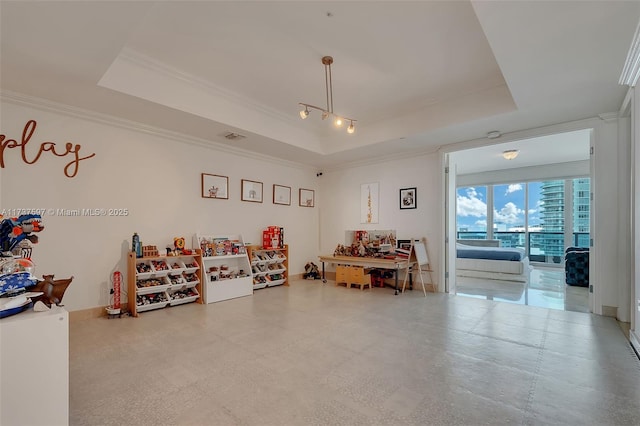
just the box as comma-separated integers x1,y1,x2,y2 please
181,257,200,274
136,291,170,312
168,287,199,306
136,276,171,295
167,259,186,275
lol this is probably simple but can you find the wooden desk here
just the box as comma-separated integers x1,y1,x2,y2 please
318,255,412,295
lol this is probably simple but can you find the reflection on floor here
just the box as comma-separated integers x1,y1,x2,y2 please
456,266,589,312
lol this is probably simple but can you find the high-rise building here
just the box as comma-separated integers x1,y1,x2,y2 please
537,178,590,262
573,178,590,246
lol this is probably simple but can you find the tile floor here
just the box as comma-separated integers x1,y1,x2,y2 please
69,279,640,425
456,266,589,313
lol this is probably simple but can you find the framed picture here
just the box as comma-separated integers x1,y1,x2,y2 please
361,182,379,223
273,184,291,205
241,179,263,203
400,187,417,209
299,188,314,207
201,174,228,199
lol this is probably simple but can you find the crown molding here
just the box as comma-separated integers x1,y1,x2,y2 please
118,48,297,126
0,90,314,171
620,20,640,87
598,112,619,122
322,146,440,172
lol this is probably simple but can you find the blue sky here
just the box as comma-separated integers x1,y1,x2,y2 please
456,182,543,231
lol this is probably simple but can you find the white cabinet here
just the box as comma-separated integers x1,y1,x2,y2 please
0,307,68,426
127,252,202,317
193,234,252,303
247,245,289,289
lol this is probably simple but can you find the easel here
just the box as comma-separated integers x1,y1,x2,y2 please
401,238,434,297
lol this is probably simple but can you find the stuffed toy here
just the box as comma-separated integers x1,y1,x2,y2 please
303,262,321,280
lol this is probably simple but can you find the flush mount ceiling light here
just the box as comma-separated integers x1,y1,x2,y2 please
299,56,356,134
502,149,519,160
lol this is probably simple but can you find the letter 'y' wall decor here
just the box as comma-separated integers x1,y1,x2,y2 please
0,120,96,178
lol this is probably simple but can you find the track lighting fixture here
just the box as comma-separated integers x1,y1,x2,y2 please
298,56,356,134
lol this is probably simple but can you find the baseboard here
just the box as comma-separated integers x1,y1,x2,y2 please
69,305,110,322
602,305,618,318
630,330,640,360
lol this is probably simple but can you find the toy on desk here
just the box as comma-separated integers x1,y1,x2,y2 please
334,242,373,257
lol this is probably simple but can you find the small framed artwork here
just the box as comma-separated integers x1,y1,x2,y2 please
400,187,417,209
299,188,315,207
241,179,263,203
273,184,291,205
201,173,228,199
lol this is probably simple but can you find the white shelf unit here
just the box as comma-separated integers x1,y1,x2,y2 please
194,234,253,303
1,307,69,426
247,245,289,289
127,252,202,317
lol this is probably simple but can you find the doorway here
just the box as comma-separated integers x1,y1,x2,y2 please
443,129,592,313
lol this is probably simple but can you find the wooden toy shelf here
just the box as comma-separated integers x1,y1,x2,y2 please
246,245,289,290
127,250,202,317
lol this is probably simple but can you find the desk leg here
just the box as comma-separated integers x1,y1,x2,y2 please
394,270,399,295
321,262,327,283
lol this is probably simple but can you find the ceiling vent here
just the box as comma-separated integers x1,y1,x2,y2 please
222,132,246,141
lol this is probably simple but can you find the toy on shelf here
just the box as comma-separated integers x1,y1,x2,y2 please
132,232,142,258
165,236,193,256
142,245,158,257
0,258,38,296
29,275,74,309
0,214,44,258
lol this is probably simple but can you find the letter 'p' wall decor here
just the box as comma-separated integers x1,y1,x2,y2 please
0,120,96,178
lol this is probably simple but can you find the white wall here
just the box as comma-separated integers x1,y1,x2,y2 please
319,153,442,289
0,100,319,311
592,118,626,317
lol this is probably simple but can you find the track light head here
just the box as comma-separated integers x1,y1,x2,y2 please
347,121,355,134
334,117,343,127
300,107,309,119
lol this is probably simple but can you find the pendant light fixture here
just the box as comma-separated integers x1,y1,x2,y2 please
299,56,356,134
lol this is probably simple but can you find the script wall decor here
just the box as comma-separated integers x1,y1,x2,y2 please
0,119,96,178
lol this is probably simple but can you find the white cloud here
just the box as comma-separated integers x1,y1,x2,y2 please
494,202,523,224
528,209,537,215
475,219,487,227
457,189,487,218
505,184,523,195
